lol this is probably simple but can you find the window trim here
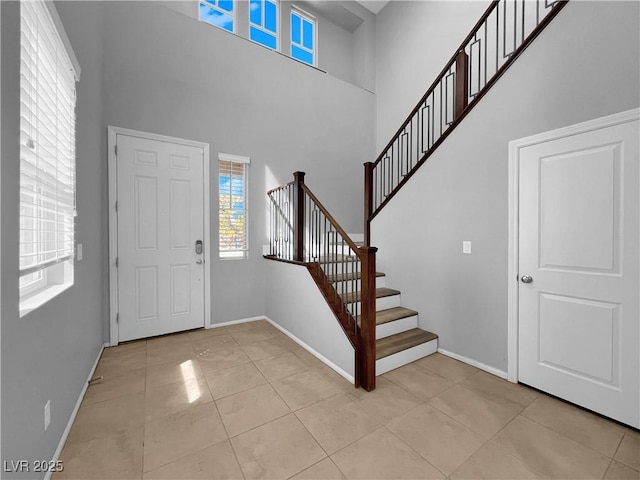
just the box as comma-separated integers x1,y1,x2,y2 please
199,0,236,33
290,5,317,67
218,153,250,260
19,0,79,317
249,0,279,51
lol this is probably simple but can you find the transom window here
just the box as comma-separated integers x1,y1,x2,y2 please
291,8,316,66
249,0,278,50
199,0,235,32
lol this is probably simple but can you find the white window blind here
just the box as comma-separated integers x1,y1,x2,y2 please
19,1,78,308
218,153,250,259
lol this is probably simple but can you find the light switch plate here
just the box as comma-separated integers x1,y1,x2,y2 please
463,241,472,254
77,243,83,261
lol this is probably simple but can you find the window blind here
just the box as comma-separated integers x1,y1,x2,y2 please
218,154,249,258
19,1,77,285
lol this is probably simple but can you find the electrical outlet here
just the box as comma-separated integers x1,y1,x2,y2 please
463,241,472,254
44,400,51,431
77,243,83,261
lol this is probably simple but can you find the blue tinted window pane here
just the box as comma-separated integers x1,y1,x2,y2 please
250,26,277,49
291,13,301,44
265,1,277,32
291,45,313,65
200,3,234,31
302,19,313,49
249,0,262,25
218,0,233,12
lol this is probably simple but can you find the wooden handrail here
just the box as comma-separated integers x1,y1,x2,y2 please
301,183,364,260
267,181,294,195
267,172,377,390
365,0,569,242
371,1,500,169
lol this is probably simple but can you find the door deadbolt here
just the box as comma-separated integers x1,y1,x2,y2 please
195,240,203,255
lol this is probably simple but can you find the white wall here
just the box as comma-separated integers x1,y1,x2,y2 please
371,1,640,372
162,0,369,89
101,2,375,325
375,1,486,150
265,260,355,378
1,2,106,475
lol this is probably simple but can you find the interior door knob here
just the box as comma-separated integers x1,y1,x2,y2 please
521,275,533,284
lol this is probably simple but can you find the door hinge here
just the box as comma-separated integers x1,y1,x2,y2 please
115,256,118,267
116,313,119,324
115,201,118,212
115,144,118,156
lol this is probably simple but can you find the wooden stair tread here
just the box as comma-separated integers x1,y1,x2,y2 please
375,306,419,325
356,306,419,326
327,271,385,283
376,328,438,360
344,287,400,304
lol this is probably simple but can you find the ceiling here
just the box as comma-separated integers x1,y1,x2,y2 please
356,1,390,14
298,0,390,34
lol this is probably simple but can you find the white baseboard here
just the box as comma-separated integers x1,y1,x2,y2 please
438,348,508,380
207,315,268,329
204,315,354,384
264,316,355,384
45,343,106,480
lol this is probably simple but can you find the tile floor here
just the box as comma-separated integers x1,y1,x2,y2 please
55,320,639,480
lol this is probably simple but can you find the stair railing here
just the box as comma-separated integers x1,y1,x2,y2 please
365,0,568,245
267,172,377,390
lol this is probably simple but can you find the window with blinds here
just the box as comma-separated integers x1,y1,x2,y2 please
218,153,250,259
19,1,79,315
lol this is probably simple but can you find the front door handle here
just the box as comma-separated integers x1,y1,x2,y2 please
195,259,203,265
521,275,533,284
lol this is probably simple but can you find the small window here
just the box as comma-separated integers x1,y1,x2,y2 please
219,154,250,259
290,8,315,66
249,0,278,50
19,1,79,316
199,0,235,33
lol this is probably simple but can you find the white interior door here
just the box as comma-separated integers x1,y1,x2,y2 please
116,133,206,341
518,114,639,428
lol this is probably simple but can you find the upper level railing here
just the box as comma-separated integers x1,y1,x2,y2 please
364,0,568,244
267,172,377,390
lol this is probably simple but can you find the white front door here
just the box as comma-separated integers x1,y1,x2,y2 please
116,133,206,341
517,112,639,428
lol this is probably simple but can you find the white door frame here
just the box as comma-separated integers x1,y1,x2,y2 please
507,108,640,383
108,126,212,346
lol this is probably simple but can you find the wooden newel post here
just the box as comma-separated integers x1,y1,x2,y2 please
293,171,305,262
454,49,469,121
359,245,378,391
364,162,374,247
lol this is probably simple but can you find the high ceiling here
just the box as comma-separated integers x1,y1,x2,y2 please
298,1,390,34
356,1,390,14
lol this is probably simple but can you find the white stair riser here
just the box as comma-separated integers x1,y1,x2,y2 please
376,338,438,375
376,315,418,340
347,294,401,314
331,276,385,294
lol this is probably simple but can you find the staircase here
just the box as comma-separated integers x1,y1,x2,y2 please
325,241,438,376
265,0,568,390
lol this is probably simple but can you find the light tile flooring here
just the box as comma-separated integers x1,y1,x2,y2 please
55,320,639,480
